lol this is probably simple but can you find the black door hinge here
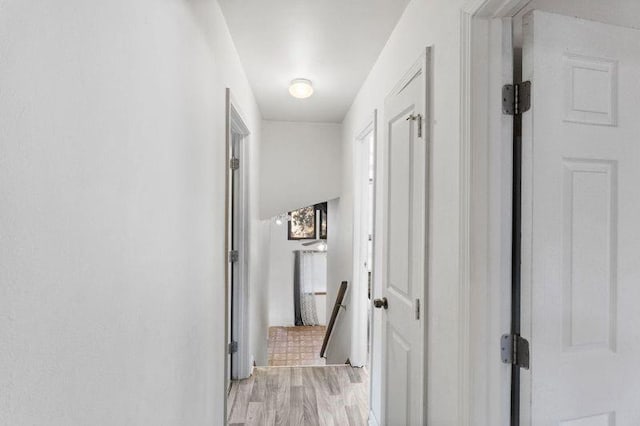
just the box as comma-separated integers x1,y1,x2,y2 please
501,334,530,370
228,341,238,354
228,250,239,263
502,81,531,116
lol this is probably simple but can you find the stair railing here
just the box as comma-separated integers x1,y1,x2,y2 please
320,281,348,359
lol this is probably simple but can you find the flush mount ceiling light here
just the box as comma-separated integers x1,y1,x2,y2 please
289,78,314,99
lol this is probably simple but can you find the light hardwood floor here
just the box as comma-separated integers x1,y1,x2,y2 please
227,366,369,426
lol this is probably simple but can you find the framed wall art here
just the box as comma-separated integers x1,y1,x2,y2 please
288,205,316,240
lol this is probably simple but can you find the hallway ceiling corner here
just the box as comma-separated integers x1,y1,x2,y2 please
218,0,411,123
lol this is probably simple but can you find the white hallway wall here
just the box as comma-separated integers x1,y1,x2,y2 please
266,220,327,328
0,0,267,424
327,0,467,423
259,120,342,219
249,222,271,368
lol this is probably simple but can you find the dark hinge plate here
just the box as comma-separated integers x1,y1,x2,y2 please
406,113,423,138
228,341,238,354
501,334,530,370
230,158,240,170
228,250,239,263
502,81,531,116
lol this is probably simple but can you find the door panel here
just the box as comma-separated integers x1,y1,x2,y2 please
521,10,640,425
387,325,410,425
380,50,429,426
388,108,413,300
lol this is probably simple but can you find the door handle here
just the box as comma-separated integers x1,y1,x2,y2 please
373,297,388,310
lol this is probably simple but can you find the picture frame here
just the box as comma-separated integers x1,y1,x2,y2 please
288,205,316,240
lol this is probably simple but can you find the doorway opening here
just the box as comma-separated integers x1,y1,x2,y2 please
266,202,329,367
225,89,251,389
353,118,376,369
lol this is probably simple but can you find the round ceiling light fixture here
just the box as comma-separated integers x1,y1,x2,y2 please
289,78,314,99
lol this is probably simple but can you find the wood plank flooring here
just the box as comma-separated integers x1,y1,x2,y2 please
227,366,369,426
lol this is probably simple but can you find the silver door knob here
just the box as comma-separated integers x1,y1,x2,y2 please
373,297,388,309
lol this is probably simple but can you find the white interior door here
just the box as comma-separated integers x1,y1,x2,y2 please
521,10,640,425
378,50,429,426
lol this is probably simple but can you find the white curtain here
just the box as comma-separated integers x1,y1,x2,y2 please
299,251,326,326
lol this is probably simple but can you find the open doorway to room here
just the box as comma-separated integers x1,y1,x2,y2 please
266,202,329,367
352,117,376,369
225,89,251,388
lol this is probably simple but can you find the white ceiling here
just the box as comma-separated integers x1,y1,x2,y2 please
218,0,411,123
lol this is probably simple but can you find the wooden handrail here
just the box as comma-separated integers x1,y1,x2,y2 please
320,281,348,359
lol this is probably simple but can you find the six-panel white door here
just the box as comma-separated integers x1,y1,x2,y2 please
521,10,640,425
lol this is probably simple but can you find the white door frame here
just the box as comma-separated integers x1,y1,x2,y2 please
352,113,377,370
224,88,251,394
460,0,531,424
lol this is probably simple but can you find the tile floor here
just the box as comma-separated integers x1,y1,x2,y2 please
267,325,326,366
